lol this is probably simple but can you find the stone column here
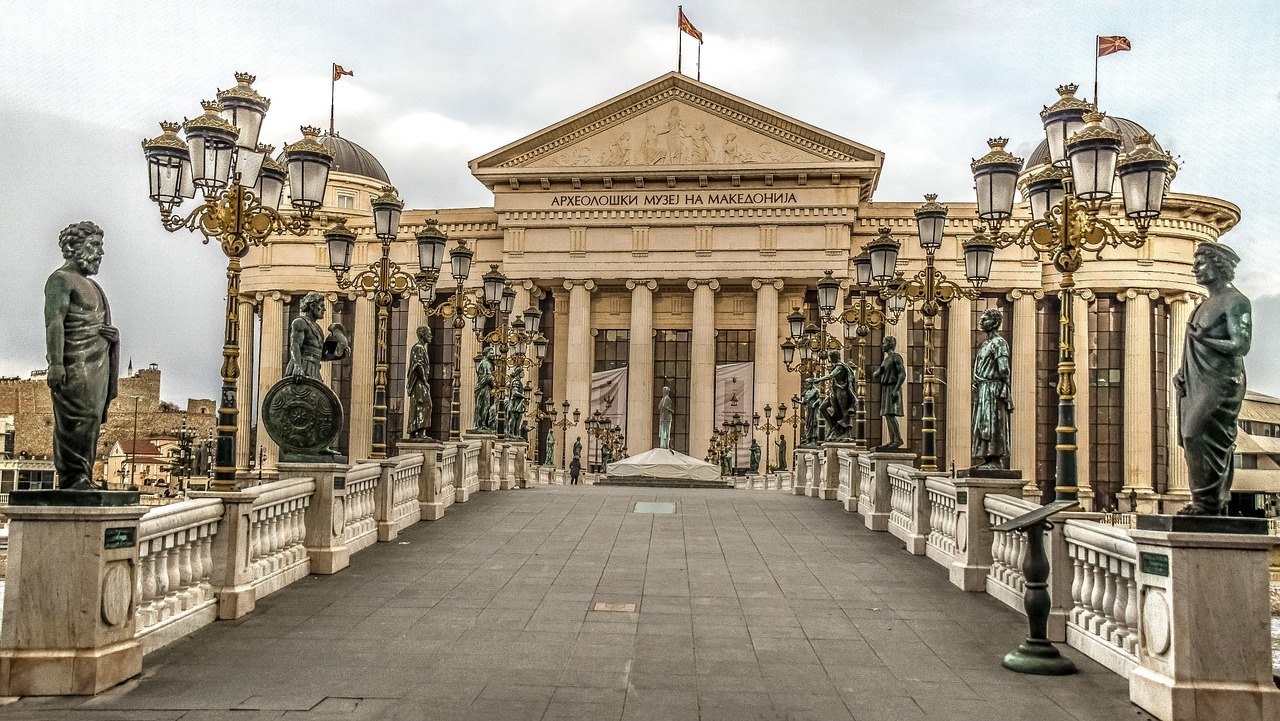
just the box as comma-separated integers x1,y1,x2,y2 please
626,279,657,455
1009,290,1041,494
688,279,720,458
1122,289,1156,506
564,280,596,437
255,292,285,480
349,294,376,461
235,297,257,473
946,297,973,471
752,279,784,420
1073,289,1093,507
1165,293,1194,501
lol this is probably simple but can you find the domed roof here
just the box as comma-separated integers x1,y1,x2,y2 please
1022,116,1165,171
277,132,391,183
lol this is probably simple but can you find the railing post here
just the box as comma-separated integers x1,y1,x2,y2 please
472,435,499,492
191,488,259,619
820,442,855,500
373,458,398,542
907,468,931,555
509,442,529,489
948,474,1026,592
400,443,444,520
862,451,915,531
837,446,862,512
1128,518,1280,721
280,462,349,575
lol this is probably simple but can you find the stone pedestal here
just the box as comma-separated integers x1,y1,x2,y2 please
1128,519,1280,721
821,442,857,502
400,441,445,520
455,440,481,502
947,471,1025,592
189,489,256,619
0,503,147,696
373,459,400,542
794,448,820,496
280,461,350,575
509,443,529,489
861,451,915,531
471,435,500,491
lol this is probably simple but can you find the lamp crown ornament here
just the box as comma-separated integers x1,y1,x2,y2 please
1067,111,1121,144
142,121,187,150
971,137,1022,170
917,193,944,212
373,185,402,206
1041,84,1091,117
183,102,237,133
284,126,331,156
217,74,270,107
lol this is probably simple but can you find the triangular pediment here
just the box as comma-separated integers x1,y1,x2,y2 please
471,73,883,175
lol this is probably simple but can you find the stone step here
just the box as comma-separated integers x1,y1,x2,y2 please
595,476,735,489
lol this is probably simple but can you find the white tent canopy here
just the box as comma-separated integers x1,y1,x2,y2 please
605,448,721,482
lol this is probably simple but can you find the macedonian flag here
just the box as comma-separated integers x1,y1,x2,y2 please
1097,36,1131,57
333,64,354,81
679,8,703,43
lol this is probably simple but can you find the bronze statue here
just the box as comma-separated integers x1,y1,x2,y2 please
776,435,787,471
284,292,349,380
812,349,858,442
505,366,528,439
44,221,118,490
573,436,583,460
872,335,906,450
800,378,823,446
1175,242,1251,516
749,438,762,474
471,345,496,433
406,325,433,440
658,385,675,449
543,427,555,466
971,308,1013,468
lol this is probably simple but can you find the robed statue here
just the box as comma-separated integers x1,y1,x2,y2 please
776,435,788,471
543,427,555,466
971,309,1013,468
573,436,583,460
658,385,675,449
406,325,433,440
800,379,822,446
471,346,496,433
872,335,906,449
284,292,349,380
749,438,762,474
812,349,858,442
44,221,119,490
505,366,529,440
1175,242,1251,516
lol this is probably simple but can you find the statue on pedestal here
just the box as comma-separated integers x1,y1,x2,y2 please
971,309,1013,469
505,366,528,440
1175,242,1251,516
284,292,349,380
872,335,906,450
573,436,583,460
543,427,555,466
471,345,496,433
44,221,118,490
800,378,822,446
776,435,788,471
812,349,858,442
406,325,433,440
749,438,762,474
658,385,675,449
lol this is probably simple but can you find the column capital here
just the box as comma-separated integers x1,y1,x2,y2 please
1006,288,1044,301
325,291,340,302
563,278,596,292
625,278,658,291
751,278,785,291
520,279,546,299
1163,291,1199,306
1077,288,1095,302
687,278,721,292
1119,288,1160,301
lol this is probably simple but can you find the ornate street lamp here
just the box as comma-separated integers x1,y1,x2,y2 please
969,88,1175,504
836,251,890,451
142,72,333,491
550,400,583,467
420,238,500,442
752,404,781,473
879,202,980,472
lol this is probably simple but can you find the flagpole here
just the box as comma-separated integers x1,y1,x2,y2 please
697,41,701,81
677,6,683,73
1093,36,1100,108
330,63,337,136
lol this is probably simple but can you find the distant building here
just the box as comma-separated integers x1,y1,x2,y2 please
1232,392,1280,517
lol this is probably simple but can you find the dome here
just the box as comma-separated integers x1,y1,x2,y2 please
277,133,391,184
1022,116,1165,171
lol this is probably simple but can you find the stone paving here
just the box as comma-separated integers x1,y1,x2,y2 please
1,486,1152,721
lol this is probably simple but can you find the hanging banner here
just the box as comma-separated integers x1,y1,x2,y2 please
715,362,754,468
590,366,629,436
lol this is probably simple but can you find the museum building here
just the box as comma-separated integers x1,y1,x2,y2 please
235,72,1240,513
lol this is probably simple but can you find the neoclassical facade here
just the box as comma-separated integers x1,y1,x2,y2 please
237,73,1238,512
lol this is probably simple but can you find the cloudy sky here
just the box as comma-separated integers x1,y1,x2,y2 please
2,0,1278,403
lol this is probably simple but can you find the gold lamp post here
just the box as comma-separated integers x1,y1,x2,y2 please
326,187,446,458
417,234,506,442
967,85,1176,503
829,255,890,451
549,401,583,467
875,211,982,472
480,287,549,441
142,73,334,491
752,404,781,471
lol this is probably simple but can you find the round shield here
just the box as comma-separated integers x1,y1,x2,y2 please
261,375,344,455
